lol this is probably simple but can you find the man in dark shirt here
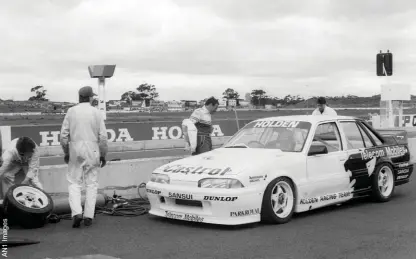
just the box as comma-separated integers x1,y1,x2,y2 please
189,97,219,155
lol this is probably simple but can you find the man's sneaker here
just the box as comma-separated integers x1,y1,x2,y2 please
84,218,93,227
72,214,83,228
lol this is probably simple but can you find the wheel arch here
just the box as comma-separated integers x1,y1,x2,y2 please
262,175,299,201
374,158,395,176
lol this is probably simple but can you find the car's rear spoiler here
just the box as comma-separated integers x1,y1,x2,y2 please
360,120,409,146
376,129,408,145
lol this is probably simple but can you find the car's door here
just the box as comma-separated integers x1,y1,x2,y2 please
338,120,378,195
305,121,349,200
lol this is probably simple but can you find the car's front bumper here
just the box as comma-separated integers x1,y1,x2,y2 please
146,182,264,225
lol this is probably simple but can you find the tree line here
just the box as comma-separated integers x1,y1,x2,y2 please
25,84,373,107
119,84,308,107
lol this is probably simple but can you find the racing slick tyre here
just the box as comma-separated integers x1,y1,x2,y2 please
371,163,395,203
3,184,53,229
261,177,296,224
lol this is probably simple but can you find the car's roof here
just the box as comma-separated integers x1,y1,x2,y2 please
252,115,360,124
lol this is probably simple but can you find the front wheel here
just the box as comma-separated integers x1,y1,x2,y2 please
261,177,296,224
371,163,395,202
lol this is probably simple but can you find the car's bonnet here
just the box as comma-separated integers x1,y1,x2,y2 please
154,148,297,181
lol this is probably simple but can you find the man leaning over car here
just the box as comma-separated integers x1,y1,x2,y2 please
312,97,337,116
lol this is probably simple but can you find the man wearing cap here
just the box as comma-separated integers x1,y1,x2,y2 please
60,86,108,228
312,97,337,116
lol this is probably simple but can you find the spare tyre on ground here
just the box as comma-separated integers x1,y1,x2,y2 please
3,184,53,229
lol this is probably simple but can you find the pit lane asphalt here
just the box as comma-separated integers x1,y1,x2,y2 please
8,177,416,259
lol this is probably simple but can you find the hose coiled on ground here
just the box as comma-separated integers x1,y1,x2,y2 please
47,183,149,223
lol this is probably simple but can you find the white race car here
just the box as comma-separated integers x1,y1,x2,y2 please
146,115,413,225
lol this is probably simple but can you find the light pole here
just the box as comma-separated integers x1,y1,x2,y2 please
88,65,116,120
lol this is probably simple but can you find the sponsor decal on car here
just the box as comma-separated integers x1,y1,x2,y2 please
249,175,267,183
397,162,409,168
165,211,204,222
253,120,300,128
299,191,352,205
162,164,233,176
360,148,385,160
168,192,193,200
397,175,409,180
203,196,238,202
146,188,161,195
230,208,260,217
397,168,410,175
360,146,408,160
299,197,319,205
386,146,408,157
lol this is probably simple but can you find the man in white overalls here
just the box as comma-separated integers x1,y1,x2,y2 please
60,86,108,228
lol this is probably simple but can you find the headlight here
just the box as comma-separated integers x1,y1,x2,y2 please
198,178,244,189
150,173,170,184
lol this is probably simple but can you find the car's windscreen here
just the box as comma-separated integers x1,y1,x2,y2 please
223,119,312,152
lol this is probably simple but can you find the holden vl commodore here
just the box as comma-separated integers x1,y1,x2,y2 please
146,115,413,225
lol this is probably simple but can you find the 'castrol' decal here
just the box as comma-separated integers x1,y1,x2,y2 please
162,164,233,176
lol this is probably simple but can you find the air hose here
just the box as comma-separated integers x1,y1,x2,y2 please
47,183,150,223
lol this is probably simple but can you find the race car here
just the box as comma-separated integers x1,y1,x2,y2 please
146,115,413,225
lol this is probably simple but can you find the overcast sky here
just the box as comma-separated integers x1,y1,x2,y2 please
1,0,416,103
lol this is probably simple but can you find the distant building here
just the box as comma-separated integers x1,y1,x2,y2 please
238,101,250,107
150,100,165,111
108,100,121,106
166,101,184,112
131,100,145,107
227,99,237,107
217,99,227,111
181,100,198,111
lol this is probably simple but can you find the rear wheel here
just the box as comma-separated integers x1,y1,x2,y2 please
261,177,296,224
371,163,395,202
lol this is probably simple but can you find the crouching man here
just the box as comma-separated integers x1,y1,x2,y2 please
0,137,43,199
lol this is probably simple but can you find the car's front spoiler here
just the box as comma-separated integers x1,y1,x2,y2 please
146,182,263,225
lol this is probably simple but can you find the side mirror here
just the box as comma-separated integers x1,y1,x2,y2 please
308,145,328,156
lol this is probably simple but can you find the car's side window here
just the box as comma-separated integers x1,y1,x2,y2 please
311,122,342,153
340,122,365,149
360,123,383,146
357,125,374,148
